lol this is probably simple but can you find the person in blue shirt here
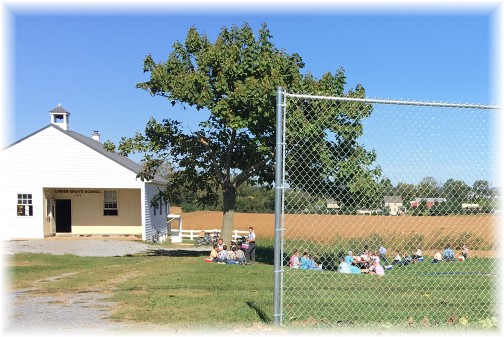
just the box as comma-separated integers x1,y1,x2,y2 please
344,251,354,266
443,243,454,261
300,251,310,269
337,257,351,273
308,256,323,270
344,251,361,274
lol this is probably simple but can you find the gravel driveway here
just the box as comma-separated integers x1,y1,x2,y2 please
2,238,211,335
3,237,211,257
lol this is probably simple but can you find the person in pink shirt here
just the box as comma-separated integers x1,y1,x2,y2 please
369,260,385,276
289,249,301,269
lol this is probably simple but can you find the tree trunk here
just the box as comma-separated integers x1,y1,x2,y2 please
221,182,237,244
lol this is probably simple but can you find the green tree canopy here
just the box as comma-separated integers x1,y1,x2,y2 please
394,182,416,208
441,179,471,203
111,22,377,243
472,180,491,198
417,176,440,198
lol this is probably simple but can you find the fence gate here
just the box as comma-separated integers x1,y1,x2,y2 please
273,87,500,330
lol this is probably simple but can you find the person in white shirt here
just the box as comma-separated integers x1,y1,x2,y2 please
392,250,402,266
245,227,256,264
432,250,442,263
413,247,423,262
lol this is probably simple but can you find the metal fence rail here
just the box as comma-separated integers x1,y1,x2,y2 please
274,87,501,330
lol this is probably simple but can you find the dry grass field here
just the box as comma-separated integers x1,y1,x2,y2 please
175,208,500,257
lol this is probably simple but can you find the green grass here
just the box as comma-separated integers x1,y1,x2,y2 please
283,257,498,330
6,248,499,332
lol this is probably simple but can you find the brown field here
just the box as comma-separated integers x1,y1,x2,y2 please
175,208,500,258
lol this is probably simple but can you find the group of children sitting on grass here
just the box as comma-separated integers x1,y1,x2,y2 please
289,249,323,270
205,240,246,264
288,243,469,275
338,246,386,276
430,243,469,263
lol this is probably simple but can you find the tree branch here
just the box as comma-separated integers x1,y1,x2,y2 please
199,136,224,185
225,128,236,179
235,154,273,187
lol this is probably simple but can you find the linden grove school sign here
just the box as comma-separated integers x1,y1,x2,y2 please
54,189,102,194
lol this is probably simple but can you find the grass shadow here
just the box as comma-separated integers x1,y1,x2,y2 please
256,246,274,265
246,301,271,323
138,249,210,257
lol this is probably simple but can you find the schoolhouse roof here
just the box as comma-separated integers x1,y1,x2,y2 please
49,105,70,114
4,124,167,184
384,196,403,204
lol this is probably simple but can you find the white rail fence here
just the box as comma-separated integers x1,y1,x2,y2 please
170,229,249,241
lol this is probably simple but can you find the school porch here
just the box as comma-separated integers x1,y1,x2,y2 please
41,187,144,237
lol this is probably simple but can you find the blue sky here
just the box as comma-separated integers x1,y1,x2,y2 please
2,2,502,187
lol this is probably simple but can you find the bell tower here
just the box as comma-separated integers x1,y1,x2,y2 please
49,104,70,131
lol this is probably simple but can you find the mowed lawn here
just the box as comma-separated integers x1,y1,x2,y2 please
6,246,499,331
283,257,498,328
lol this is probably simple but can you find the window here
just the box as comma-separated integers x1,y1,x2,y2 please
159,203,163,215
104,190,118,216
17,194,33,216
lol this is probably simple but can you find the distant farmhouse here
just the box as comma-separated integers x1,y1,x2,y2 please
410,197,447,209
326,199,341,213
383,196,403,215
1,105,173,242
461,203,479,210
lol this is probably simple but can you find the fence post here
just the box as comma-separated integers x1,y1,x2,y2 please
273,86,284,326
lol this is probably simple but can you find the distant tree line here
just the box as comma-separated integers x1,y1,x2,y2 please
285,176,499,216
172,181,276,213
169,173,499,215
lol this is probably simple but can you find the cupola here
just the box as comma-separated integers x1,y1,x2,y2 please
49,104,70,131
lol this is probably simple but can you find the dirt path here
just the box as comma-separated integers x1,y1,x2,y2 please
2,239,211,335
4,271,140,335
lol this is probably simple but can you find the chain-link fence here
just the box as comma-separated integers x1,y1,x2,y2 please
275,89,501,330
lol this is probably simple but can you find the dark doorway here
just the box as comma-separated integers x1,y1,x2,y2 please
55,199,72,233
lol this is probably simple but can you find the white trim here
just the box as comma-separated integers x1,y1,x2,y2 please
140,184,146,241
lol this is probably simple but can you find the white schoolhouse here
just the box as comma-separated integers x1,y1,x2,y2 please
1,105,170,241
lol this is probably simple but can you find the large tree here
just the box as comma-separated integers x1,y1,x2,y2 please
417,176,440,198
441,178,471,203
283,75,380,212
111,23,377,243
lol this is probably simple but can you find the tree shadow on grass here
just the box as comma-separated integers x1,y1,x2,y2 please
125,246,278,262
131,249,210,257
246,301,271,323
256,246,275,265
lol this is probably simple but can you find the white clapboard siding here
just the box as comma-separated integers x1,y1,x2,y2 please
1,124,167,240
3,127,142,188
144,183,170,241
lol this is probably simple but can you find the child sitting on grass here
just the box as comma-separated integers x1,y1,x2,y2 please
235,246,246,264
443,243,454,261
216,245,228,263
431,250,442,263
300,251,310,270
289,249,301,269
226,246,238,264
369,260,385,276
208,244,219,262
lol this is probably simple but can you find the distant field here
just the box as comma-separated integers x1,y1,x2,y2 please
177,210,499,257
